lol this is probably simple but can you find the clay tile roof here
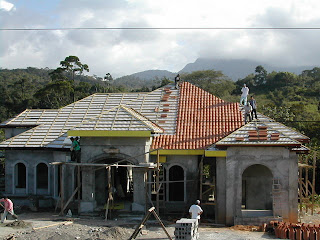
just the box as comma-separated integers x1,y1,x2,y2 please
151,82,243,150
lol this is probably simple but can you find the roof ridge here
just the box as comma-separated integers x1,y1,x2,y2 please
120,105,163,133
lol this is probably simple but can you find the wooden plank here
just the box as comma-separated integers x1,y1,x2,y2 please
156,150,160,213
50,162,155,168
199,156,203,201
60,184,81,215
33,221,73,230
60,165,64,215
311,152,316,215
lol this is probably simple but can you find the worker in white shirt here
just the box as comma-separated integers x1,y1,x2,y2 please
189,200,203,223
240,84,250,106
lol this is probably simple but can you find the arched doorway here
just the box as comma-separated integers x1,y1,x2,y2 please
95,159,134,209
242,164,273,210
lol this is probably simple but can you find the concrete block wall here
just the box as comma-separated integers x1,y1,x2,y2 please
78,136,153,213
150,154,199,209
5,150,55,196
216,146,298,226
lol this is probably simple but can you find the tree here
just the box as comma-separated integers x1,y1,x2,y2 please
60,56,89,81
34,81,74,109
102,73,113,93
182,70,235,97
49,56,89,82
254,65,267,86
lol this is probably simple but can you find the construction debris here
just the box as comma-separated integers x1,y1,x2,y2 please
5,220,31,228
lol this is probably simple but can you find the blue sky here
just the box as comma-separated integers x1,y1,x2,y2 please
1,0,320,78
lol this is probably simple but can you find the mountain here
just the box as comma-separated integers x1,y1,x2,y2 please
130,69,176,80
179,58,317,81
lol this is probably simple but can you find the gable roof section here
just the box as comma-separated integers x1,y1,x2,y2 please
215,120,303,147
254,113,309,143
68,105,163,134
151,82,243,150
0,92,148,148
0,109,59,127
0,87,179,149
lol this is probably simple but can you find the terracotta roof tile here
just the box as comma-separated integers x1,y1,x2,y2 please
151,82,243,150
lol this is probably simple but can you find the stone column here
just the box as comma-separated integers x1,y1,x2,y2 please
288,152,298,223
132,168,146,212
79,167,96,212
215,157,226,224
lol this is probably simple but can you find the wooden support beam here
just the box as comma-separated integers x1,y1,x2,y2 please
156,150,160,214
129,207,172,240
311,151,316,215
60,165,64,214
105,166,113,221
33,221,73,230
299,167,303,216
77,165,81,201
199,155,204,201
60,184,81,215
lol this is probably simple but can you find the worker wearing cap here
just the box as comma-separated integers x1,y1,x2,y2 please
189,200,203,221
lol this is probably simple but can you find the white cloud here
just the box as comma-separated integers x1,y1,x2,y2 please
1,0,320,77
0,0,14,11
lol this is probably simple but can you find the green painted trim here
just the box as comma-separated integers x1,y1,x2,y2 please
150,150,204,155
205,150,227,157
68,130,151,137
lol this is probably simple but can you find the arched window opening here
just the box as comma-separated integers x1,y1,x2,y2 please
37,163,48,189
15,163,26,188
168,165,184,201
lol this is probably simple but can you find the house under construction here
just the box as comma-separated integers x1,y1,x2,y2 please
0,82,310,225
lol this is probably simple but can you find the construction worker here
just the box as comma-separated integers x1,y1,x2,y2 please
240,84,250,106
0,196,18,223
189,200,203,222
249,96,258,120
70,137,81,162
244,102,252,124
175,74,180,89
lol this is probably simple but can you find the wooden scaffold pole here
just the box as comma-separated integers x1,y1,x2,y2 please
311,151,317,215
156,150,160,213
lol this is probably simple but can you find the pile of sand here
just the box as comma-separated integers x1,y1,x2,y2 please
103,227,131,239
230,225,261,232
5,220,31,228
47,233,75,240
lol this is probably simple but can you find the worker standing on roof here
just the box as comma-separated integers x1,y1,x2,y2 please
175,74,180,89
244,102,252,124
249,96,257,120
240,84,249,106
70,137,81,162
0,196,18,223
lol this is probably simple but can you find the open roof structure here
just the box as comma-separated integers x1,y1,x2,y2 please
0,82,309,152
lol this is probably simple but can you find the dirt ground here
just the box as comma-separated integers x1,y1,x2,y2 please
0,210,319,240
